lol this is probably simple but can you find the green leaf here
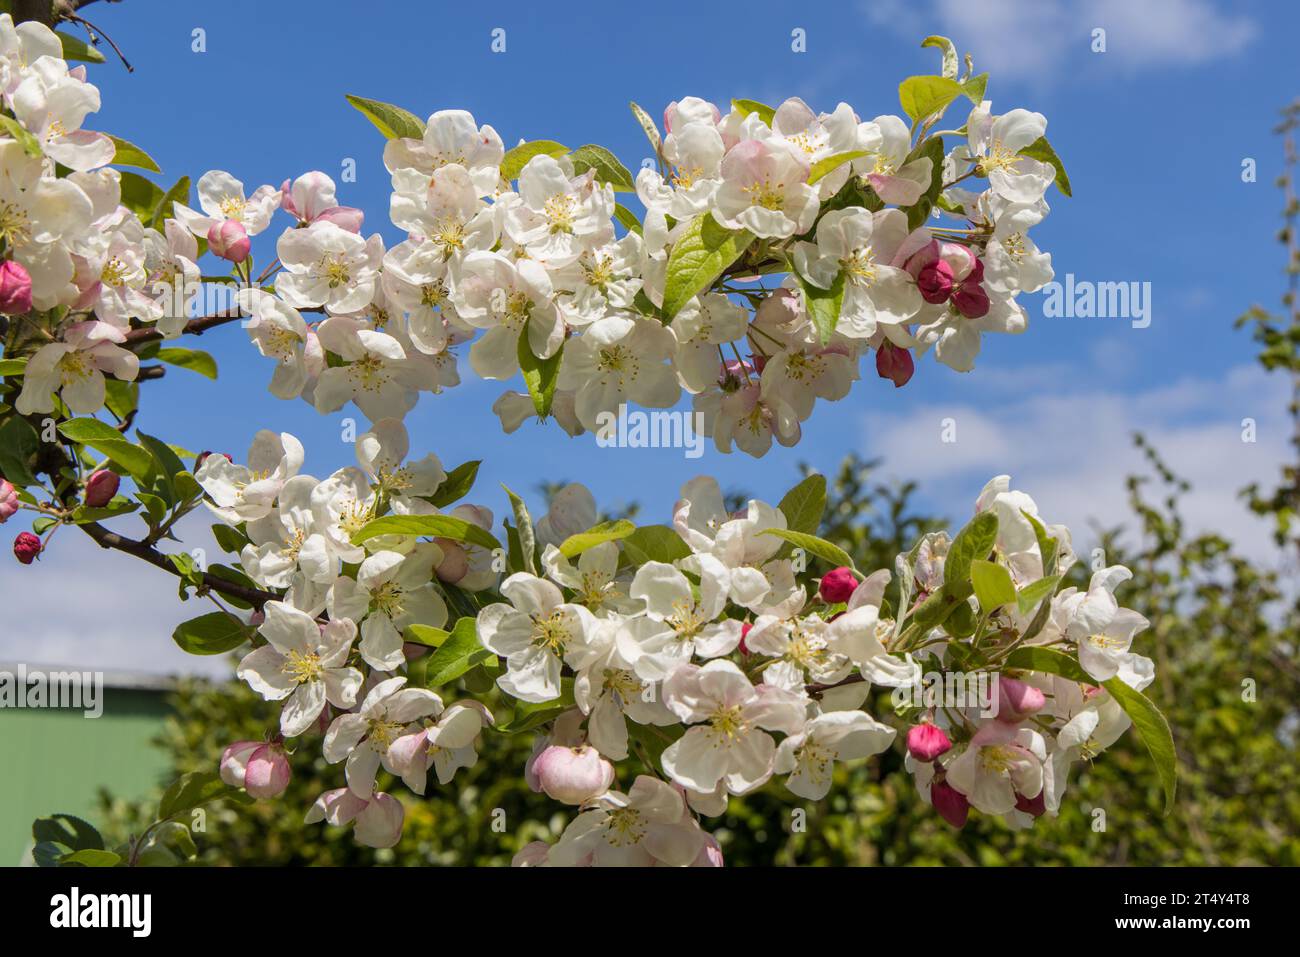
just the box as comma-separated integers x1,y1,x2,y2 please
502,483,538,575
158,771,247,821
107,135,161,173
421,617,496,688
760,528,856,570
172,612,250,655
1020,508,1060,577
152,175,192,230
799,271,844,345
0,114,41,157
156,346,217,379
500,140,569,181
61,849,121,867
1003,647,1176,814
1020,136,1072,197
57,418,154,481
430,460,481,508
404,623,449,648
898,75,965,122
117,170,166,223
33,814,103,851
778,473,827,535
661,214,753,320
970,559,1016,612
71,498,140,524
807,150,868,186
921,35,960,78
0,415,40,487
906,135,946,230
344,94,425,140
731,98,776,126
962,73,988,104
620,524,691,566
497,680,575,733
569,144,635,191
56,29,106,63
613,203,643,235
944,511,999,587
908,581,974,633
0,357,27,375
517,320,562,417
559,519,635,558
1016,574,1061,616
210,523,247,554
628,101,662,155
352,514,501,551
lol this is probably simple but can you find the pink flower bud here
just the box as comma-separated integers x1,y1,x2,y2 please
434,539,469,584
819,566,859,604
931,778,970,828
739,621,753,656
875,342,914,388
907,722,952,761
1014,790,1046,818
83,468,120,508
13,530,41,564
0,260,33,315
916,259,954,304
244,744,291,798
0,480,18,523
532,744,615,805
207,220,250,263
951,280,987,317
221,740,291,798
995,676,1047,722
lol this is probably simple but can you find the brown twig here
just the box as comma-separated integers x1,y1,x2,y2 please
123,312,245,346
79,520,279,609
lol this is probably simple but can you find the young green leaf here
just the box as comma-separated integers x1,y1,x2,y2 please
921,35,960,78
107,134,161,173
430,460,481,507
559,519,635,558
761,528,857,571
500,140,569,180
620,524,691,566
970,559,1016,612
172,612,250,655
420,617,496,688
898,75,965,122
351,514,501,551
807,150,868,185
778,473,828,535
502,483,538,575
1020,136,1072,197
661,214,753,320
944,511,999,587
517,320,562,416
731,99,776,126
569,144,635,191
799,271,845,345
156,346,218,380
344,94,425,140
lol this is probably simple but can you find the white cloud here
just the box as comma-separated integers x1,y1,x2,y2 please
865,0,1256,82
861,362,1292,566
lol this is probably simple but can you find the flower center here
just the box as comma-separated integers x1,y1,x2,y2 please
282,649,323,684
742,178,785,211
531,611,570,653
604,807,645,846
319,254,351,288
218,196,247,220
0,200,31,247
543,194,577,234
709,704,749,742
371,580,405,618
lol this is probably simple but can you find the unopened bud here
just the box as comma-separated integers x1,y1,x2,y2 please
907,722,952,761
0,260,33,315
0,480,18,523
818,566,859,603
931,778,970,828
875,342,914,388
83,469,120,508
531,744,615,805
207,220,251,263
13,530,42,564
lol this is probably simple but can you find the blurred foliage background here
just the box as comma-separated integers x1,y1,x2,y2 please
88,102,1300,866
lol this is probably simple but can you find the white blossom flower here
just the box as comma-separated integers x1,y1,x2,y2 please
660,660,806,794
237,602,363,737
477,573,598,703
173,169,280,237
323,675,444,797
619,556,741,681
328,545,449,671
774,710,896,799
15,319,136,415
547,775,706,867
276,221,384,315
197,430,304,525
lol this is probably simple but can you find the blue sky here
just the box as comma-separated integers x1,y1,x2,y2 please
4,0,1295,673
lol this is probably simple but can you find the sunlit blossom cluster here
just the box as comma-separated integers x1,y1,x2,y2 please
0,12,1058,457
